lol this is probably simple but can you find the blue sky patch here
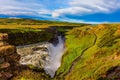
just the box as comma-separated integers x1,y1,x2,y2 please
0,0,120,24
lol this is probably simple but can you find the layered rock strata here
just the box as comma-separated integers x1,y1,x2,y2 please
0,33,20,80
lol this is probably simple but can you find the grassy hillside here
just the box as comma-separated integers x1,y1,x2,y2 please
1,18,120,80
56,24,120,80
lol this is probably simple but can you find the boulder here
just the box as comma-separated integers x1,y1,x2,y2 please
0,57,5,64
0,33,8,41
45,26,65,46
0,72,13,80
0,45,16,57
0,62,10,69
6,54,20,62
3,72,13,78
0,73,2,77
0,41,8,47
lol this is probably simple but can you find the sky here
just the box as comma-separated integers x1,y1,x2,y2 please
0,0,120,24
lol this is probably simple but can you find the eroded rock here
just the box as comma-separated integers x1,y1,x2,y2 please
0,33,20,80
0,45,16,57
0,33,8,41
99,66,120,80
0,72,13,80
0,62,10,69
0,57,5,64
0,41,8,47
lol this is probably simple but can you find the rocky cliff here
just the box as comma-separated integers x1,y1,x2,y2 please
0,33,20,80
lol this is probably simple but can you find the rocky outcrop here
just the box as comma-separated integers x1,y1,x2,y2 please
0,26,65,46
47,26,65,46
0,33,20,80
98,66,120,80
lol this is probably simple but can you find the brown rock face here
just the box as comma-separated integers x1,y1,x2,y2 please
0,45,16,57
0,62,10,69
0,72,13,80
0,41,8,47
0,33,20,80
0,57,5,63
0,33,8,41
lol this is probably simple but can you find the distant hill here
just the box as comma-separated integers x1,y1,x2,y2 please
0,18,89,29
0,18,86,25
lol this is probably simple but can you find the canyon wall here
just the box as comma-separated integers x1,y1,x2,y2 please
0,33,20,80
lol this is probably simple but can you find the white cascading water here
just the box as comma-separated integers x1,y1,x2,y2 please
17,36,65,78
44,36,65,77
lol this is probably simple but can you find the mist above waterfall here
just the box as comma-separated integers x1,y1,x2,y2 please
44,36,65,77
17,36,65,78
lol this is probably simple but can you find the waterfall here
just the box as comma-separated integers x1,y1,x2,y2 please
17,36,65,78
44,36,65,77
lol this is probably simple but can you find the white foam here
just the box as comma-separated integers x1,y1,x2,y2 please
44,36,65,77
17,36,65,78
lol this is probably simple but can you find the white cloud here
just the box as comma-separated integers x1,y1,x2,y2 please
0,10,34,16
52,7,93,18
38,9,51,15
0,0,43,16
52,0,120,18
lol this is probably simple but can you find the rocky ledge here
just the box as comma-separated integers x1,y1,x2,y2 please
0,33,20,80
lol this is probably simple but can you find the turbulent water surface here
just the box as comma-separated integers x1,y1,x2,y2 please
17,36,65,77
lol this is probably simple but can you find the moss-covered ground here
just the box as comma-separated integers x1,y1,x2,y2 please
56,24,120,80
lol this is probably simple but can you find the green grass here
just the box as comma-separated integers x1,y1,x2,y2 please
56,27,96,78
56,24,120,80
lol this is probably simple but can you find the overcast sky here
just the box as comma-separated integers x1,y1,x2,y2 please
0,0,120,23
